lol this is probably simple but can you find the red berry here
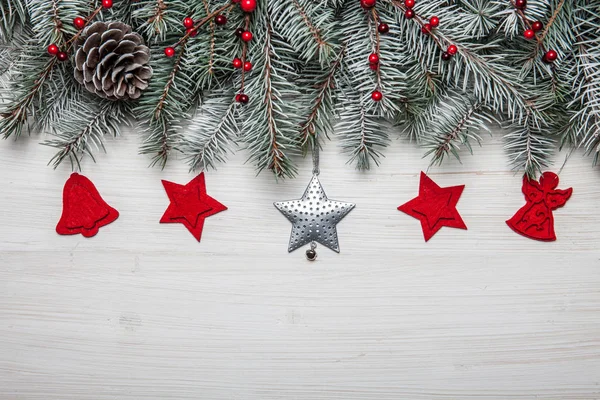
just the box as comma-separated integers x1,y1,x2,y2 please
514,0,526,9
441,52,451,61
544,49,558,62
523,29,535,39
240,0,256,12
243,61,252,71
447,44,458,55
73,17,86,30
368,53,379,64
371,90,383,102
47,44,59,55
187,28,198,37
235,94,241,102
57,51,68,62
164,47,176,57
215,14,227,25
241,31,253,42
405,9,415,19
429,16,439,27
183,17,194,29
238,94,249,104
232,57,243,68
360,0,376,8
101,0,113,8
369,63,378,71
532,20,543,31
421,23,432,34
378,23,390,34
404,0,415,8
235,27,244,37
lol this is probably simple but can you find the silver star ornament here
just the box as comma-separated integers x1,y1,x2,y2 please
274,175,355,253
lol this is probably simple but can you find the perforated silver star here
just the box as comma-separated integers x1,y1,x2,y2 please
274,175,355,253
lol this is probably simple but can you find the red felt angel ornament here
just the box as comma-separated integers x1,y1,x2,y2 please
506,172,572,241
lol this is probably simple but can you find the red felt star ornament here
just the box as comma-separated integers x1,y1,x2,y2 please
56,173,119,237
160,173,227,241
398,171,467,241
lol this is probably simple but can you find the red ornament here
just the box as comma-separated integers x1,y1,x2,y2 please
187,28,198,37
360,0,376,8
544,49,558,62
404,0,415,8
164,47,176,57
429,16,439,27
506,172,572,242
232,57,243,68
215,14,227,25
183,17,194,29
369,63,378,70
404,9,415,19
57,51,68,61
421,23,432,34
441,51,451,61
238,93,249,104
73,17,86,30
101,0,113,8
371,90,383,101
234,27,244,37
378,23,390,34
368,53,379,64
56,173,119,238
47,44,59,55
532,20,543,31
447,44,458,55
240,0,256,12
398,172,467,242
241,31,253,42
523,29,535,39
243,61,253,71
160,173,227,242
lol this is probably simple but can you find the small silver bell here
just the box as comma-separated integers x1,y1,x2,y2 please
305,242,317,261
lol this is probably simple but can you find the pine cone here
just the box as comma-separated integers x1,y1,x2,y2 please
74,21,153,101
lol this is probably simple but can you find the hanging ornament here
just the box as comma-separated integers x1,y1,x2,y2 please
398,172,467,241
160,173,227,242
274,146,355,260
506,172,572,242
74,22,153,100
56,173,119,237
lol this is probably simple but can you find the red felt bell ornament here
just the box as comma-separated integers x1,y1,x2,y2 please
56,173,119,237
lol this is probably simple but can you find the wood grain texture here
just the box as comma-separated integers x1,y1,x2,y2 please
1,129,599,399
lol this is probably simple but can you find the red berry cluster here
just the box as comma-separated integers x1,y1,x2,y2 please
512,0,557,63
47,1,112,62
358,0,391,102
233,0,256,104
401,0,458,62
165,10,230,57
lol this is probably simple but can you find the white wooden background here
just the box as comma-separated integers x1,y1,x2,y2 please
1,128,599,400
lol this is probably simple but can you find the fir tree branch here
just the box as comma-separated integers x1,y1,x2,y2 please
300,45,345,145
202,0,216,78
43,100,129,169
181,94,238,171
422,94,495,166
504,116,555,178
539,0,566,43
291,0,329,50
155,40,187,122
241,16,301,178
0,56,57,138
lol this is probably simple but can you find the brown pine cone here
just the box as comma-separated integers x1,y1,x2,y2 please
74,21,153,101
